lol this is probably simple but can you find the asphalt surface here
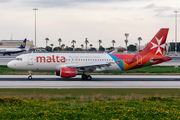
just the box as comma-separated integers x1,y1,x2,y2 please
0,75,180,88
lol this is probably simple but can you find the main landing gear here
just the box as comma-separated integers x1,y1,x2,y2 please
81,74,92,80
28,71,32,80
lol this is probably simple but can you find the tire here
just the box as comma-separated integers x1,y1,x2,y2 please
82,74,87,80
28,76,32,80
86,75,92,80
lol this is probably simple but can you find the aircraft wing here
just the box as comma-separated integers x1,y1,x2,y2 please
66,61,111,72
66,61,111,68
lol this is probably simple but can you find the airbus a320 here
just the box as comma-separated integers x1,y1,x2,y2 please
7,28,171,80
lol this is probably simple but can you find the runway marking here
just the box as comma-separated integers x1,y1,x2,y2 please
0,75,180,88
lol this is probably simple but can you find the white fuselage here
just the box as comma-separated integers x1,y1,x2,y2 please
7,53,121,72
0,48,25,54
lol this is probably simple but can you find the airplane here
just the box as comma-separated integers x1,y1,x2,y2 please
7,28,171,80
0,38,27,56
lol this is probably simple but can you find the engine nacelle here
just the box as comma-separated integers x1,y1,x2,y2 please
56,68,77,78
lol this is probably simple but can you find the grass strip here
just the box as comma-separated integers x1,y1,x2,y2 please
0,88,180,98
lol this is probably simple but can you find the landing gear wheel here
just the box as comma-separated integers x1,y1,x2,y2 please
28,75,32,80
86,75,92,81
82,74,87,80
28,71,32,80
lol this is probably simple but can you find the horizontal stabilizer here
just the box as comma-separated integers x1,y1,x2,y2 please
151,57,172,61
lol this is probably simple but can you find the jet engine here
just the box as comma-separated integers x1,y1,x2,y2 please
56,68,77,78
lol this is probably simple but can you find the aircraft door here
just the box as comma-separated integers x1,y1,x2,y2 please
136,55,142,65
28,55,33,65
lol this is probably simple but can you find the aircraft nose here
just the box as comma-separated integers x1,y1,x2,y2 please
7,61,16,69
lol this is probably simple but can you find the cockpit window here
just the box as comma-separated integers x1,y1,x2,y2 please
15,58,22,61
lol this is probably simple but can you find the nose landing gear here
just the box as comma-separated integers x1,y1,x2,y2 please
28,71,32,80
28,75,32,80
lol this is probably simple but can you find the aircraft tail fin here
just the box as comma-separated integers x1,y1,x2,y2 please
18,38,27,49
137,28,169,56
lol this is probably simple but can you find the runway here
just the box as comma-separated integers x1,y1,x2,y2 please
0,75,180,88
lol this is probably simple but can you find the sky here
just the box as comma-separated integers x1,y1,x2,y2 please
0,0,180,48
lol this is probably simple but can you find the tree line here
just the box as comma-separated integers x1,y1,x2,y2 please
44,38,117,52
43,37,180,53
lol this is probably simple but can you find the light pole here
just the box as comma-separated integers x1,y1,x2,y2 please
165,43,169,55
174,10,178,54
33,8,38,47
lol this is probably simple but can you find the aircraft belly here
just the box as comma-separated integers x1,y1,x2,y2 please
104,63,122,72
25,62,56,71
94,63,121,72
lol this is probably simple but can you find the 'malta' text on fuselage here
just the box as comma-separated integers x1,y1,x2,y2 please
36,55,66,63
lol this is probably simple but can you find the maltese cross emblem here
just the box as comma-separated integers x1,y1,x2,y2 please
150,37,165,55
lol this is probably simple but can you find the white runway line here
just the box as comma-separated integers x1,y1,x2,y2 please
0,75,180,88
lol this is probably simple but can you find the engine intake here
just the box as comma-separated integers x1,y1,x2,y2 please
56,68,77,78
